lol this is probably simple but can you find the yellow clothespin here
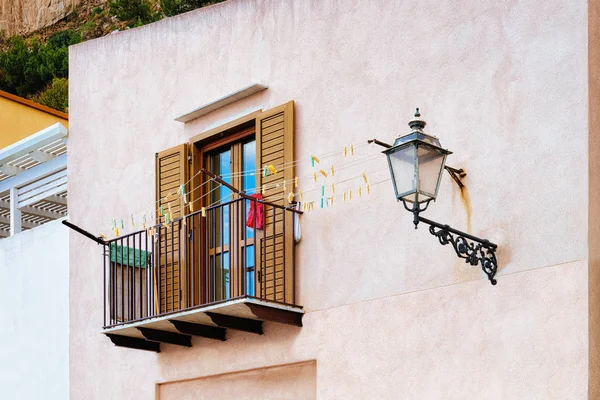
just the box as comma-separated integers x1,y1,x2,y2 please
189,202,194,212
300,189,304,200
343,192,347,202
131,214,135,228
311,155,320,166
295,177,299,188
319,169,328,178
168,203,173,218
358,187,362,197
115,227,119,237
343,146,348,158
283,180,287,191
262,185,267,195
165,192,171,201
287,192,294,204
362,172,368,184
331,183,335,193
313,172,317,182
99,234,107,240
367,183,371,195
330,196,334,205
349,190,353,201
303,202,307,212
201,207,206,217
331,165,335,176
351,144,354,155
267,165,278,174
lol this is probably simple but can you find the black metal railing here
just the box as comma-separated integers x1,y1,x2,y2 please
102,197,298,328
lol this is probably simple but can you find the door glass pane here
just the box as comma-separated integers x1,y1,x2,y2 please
209,149,231,247
243,140,257,240
246,245,255,296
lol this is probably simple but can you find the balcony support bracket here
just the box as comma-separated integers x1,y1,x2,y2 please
106,333,161,353
137,327,192,347
169,320,227,341
206,312,263,335
247,303,303,327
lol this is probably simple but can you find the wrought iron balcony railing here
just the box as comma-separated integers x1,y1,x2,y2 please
101,197,299,329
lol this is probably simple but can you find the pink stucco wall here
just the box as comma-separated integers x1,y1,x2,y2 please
69,0,589,398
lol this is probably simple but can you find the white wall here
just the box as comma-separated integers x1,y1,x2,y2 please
0,219,69,400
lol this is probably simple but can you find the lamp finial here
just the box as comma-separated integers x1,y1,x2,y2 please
415,108,420,118
408,108,426,131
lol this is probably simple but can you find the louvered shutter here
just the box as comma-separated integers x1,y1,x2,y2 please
256,101,294,303
155,143,189,313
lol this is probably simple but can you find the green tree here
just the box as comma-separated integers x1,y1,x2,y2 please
109,0,160,26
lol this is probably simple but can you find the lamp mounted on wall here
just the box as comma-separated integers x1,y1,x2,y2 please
369,109,499,285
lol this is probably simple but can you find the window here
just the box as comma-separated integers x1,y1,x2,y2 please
154,101,295,314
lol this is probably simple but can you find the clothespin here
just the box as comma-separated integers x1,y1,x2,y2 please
349,190,353,201
121,219,124,229
351,144,355,156
343,146,348,158
295,177,299,188
303,202,307,212
115,227,119,237
267,165,278,174
343,192,347,202
160,205,164,216
99,234,107,240
329,196,334,206
166,192,171,201
311,155,320,166
331,183,335,193
287,192,294,204
321,185,325,197
366,183,371,195
165,213,170,224
283,180,286,191
313,172,317,182
320,198,324,209
358,187,362,197
262,185,266,195
362,172,368,184
201,207,206,217
131,214,135,228
300,189,304,200
331,165,335,176
319,169,328,178
168,203,173,218
263,165,268,177
181,184,187,204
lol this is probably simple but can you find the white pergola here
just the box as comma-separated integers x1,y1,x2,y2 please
0,123,68,238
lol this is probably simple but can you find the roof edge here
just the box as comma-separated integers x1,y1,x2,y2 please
0,89,68,119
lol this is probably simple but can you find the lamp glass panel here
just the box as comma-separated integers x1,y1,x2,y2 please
417,145,446,198
387,145,416,199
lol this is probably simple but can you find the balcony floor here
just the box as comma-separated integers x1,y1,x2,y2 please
102,297,303,352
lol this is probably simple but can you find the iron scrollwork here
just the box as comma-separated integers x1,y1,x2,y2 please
426,223,498,285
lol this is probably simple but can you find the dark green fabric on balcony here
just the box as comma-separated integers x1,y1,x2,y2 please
109,243,150,268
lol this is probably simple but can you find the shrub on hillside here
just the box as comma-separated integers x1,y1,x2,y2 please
160,0,223,17
109,0,160,26
31,77,69,112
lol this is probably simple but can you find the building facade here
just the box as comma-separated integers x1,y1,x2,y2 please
69,1,593,398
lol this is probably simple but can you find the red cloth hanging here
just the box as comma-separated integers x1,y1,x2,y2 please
246,194,265,230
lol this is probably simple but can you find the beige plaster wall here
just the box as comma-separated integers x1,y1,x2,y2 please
69,0,589,398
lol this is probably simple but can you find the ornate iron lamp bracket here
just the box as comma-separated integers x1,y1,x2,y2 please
418,216,498,285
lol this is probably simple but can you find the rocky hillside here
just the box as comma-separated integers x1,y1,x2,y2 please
0,0,103,35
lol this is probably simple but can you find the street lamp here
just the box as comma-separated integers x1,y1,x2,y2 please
369,109,499,285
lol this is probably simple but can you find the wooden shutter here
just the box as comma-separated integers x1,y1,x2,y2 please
256,101,294,303
155,143,189,313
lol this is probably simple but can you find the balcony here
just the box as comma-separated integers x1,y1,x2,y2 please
100,197,302,352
